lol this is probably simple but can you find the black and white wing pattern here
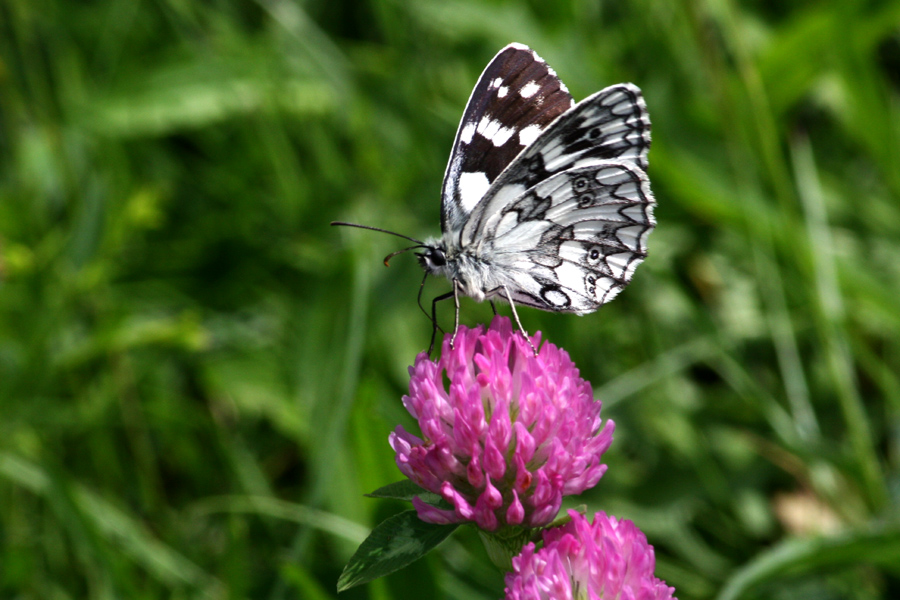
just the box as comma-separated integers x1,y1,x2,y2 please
334,44,654,345
441,43,574,235
461,82,651,246
475,160,655,314
438,46,655,315
418,43,654,322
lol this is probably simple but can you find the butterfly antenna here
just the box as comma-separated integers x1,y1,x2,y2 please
383,245,428,266
330,221,424,245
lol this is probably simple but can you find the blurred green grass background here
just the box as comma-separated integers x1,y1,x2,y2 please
1,0,899,598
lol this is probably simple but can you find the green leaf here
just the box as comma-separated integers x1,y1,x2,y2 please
337,510,459,591
366,480,442,505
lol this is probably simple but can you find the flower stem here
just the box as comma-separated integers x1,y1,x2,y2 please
478,527,532,572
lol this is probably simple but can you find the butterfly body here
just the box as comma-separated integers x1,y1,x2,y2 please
418,233,525,306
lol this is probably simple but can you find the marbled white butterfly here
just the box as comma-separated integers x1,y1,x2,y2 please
334,43,655,350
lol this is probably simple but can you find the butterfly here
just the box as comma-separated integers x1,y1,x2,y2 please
334,43,655,351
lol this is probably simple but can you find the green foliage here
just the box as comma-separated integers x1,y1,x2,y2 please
367,480,443,506
1,0,899,598
338,510,458,592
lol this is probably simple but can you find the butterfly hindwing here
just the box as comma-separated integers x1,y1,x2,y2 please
441,44,574,235
461,83,650,246
482,161,655,314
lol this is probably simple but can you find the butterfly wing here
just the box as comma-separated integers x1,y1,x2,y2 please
480,161,655,313
461,83,651,246
440,44,574,236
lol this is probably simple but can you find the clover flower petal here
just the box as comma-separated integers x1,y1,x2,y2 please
504,510,676,600
389,317,614,531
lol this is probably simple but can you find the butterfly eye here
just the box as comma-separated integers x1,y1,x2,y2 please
430,249,447,267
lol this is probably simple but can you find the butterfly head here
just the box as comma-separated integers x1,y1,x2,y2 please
416,240,450,276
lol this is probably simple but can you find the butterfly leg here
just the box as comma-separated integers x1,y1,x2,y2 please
418,272,444,336
489,300,498,316
503,285,537,355
429,290,455,354
449,280,461,349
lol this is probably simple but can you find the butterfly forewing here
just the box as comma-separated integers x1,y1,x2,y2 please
482,160,655,313
461,83,651,246
441,44,574,235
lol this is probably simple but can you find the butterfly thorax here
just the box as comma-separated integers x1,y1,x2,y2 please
418,236,501,302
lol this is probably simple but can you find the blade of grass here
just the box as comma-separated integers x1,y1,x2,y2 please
191,495,369,544
594,336,717,408
271,243,372,599
699,0,821,442
0,452,222,594
716,521,900,600
791,135,888,511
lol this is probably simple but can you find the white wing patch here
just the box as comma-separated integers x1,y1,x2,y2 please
519,81,540,98
460,122,476,144
519,81,541,98
518,124,542,146
458,171,491,212
490,126,516,147
476,116,516,147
